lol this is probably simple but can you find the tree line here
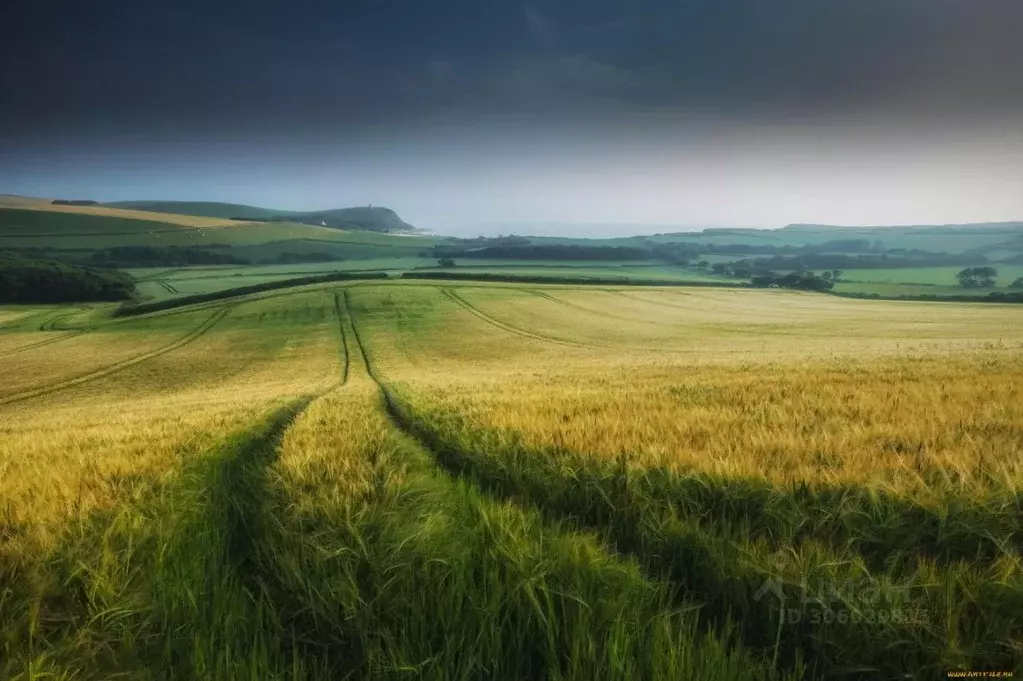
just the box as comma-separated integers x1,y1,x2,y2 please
0,253,136,303
88,246,248,267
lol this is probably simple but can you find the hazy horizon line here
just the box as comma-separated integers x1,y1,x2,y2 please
3,192,1022,237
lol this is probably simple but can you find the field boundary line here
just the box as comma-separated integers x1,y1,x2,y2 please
116,273,388,317
104,279,377,329
0,305,234,406
439,288,595,349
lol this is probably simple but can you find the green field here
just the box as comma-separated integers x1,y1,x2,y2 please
2,279,1022,679
826,266,1023,299
839,266,1023,287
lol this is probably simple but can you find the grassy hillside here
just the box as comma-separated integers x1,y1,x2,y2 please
0,195,236,227
2,281,1022,678
103,200,282,220
106,201,420,233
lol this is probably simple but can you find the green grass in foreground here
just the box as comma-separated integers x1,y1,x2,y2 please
386,390,1023,679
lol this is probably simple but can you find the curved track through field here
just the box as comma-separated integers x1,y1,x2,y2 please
439,287,596,349
0,305,235,407
526,289,683,327
0,331,85,358
0,307,92,358
332,291,351,385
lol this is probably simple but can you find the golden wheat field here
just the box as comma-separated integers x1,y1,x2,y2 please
2,281,1022,680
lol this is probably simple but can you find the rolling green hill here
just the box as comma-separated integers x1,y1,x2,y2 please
104,201,280,220
0,208,201,237
105,201,419,233
650,222,1023,255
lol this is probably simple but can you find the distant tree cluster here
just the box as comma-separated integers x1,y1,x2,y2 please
1010,277,1023,289
51,199,98,206
813,238,873,252
956,266,998,288
445,235,532,248
646,241,700,264
0,253,135,303
88,246,248,267
748,271,836,292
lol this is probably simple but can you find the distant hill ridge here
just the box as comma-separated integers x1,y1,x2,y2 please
782,222,1023,232
104,201,419,233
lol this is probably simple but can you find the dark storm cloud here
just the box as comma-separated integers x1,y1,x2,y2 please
3,0,1023,234
3,0,1022,141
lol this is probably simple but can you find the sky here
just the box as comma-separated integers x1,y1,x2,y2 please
2,0,1022,236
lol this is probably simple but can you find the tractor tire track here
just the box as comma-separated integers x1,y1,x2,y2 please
439,288,595,349
337,316,798,679
135,268,184,282
0,330,85,358
0,305,234,407
38,306,90,331
333,291,351,384
526,289,679,327
341,289,376,378
609,289,698,311
0,306,92,358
